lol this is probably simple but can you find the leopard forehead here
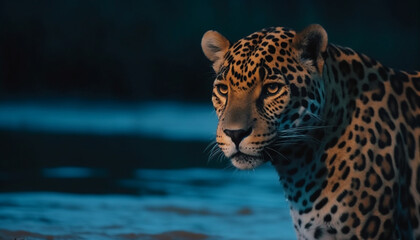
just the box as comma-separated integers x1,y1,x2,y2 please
216,27,297,90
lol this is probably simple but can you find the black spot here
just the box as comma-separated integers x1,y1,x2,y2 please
361,215,381,238
381,154,395,181
276,56,285,63
364,167,382,191
290,84,299,97
314,227,323,239
331,205,337,214
390,72,405,95
331,182,339,192
372,81,385,101
401,101,416,128
351,178,361,190
348,196,357,207
279,49,286,55
337,190,348,202
378,130,391,149
268,45,276,54
265,55,273,62
353,154,366,171
359,194,377,215
328,166,335,178
303,181,315,193
315,197,328,210
342,166,350,180
352,214,360,227
280,67,288,75
357,53,371,67
387,94,399,119
378,186,392,215
338,141,346,148
378,67,388,81
293,191,302,202
341,226,350,234
340,213,349,222
405,130,415,159
375,154,383,165
315,167,327,178
329,45,341,57
287,65,296,73
368,128,376,144
338,161,345,171
352,60,365,79
378,108,395,130
232,43,243,53
368,73,378,82
310,189,322,202
339,61,351,75
406,87,419,110
324,214,332,222
295,179,306,188
284,32,294,38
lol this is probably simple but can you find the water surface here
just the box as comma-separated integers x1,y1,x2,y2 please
0,167,295,240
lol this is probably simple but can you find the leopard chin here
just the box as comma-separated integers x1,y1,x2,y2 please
230,153,266,170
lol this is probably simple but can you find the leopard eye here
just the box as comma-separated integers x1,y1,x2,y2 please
216,84,228,96
263,83,283,96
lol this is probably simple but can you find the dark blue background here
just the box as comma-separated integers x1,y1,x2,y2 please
1,0,419,101
0,0,419,193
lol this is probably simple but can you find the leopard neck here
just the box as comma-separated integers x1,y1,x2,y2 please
271,44,392,217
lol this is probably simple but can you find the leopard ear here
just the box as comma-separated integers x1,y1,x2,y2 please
293,24,328,74
201,30,230,72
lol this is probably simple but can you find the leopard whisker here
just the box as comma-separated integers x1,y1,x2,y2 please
204,140,217,153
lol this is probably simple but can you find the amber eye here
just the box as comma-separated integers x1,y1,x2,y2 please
216,84,228,96
263,83,282,96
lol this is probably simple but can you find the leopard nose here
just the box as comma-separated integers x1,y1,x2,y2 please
223,128,252,149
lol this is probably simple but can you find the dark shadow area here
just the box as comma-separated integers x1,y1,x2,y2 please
0,129,225,194
0,1,419,239
0,0,419,102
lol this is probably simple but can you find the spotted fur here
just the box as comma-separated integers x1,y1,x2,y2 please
202,24,420,239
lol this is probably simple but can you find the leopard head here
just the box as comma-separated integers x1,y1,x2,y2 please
202,25,328,170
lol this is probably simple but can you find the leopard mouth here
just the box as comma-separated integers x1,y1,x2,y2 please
230,152,267,170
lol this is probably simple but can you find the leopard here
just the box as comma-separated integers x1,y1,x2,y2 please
201,24,420,239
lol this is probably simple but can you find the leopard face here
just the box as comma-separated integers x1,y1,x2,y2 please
202,26,327,169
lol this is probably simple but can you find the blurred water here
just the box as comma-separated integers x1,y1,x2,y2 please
0,101,217,140
0,101,295,239
0,167,295,240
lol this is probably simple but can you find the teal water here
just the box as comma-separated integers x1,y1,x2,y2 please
0,167,295,240
0,101,296,239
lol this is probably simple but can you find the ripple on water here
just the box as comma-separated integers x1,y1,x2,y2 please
0,167,296,240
